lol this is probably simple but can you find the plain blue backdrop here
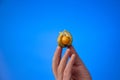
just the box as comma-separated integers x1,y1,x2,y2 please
0,0,120,80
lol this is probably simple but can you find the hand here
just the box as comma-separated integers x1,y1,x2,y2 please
52,46,92,80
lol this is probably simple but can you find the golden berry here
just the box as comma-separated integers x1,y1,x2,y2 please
61,36,70,45
57,30,72,47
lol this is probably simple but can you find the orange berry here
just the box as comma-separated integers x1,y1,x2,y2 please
61,36,70,45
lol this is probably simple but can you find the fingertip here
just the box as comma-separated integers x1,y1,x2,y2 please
66,48,70,52
64,48,71,57
57,46,62,50
54,46,62,57
72,54,76,58
70,54,76,63
57,46,60,49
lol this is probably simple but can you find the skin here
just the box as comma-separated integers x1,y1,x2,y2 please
52,46,92,80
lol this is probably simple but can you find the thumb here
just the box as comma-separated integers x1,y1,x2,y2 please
69,46,92,79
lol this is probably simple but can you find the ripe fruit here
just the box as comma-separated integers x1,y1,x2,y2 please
61,36,70,45
57,30,72,47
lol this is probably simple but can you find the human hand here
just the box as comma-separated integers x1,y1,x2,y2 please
52,46,92,80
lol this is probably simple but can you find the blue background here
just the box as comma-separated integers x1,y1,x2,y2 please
0,0,120,80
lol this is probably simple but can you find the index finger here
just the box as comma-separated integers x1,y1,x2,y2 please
52,46,62,78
